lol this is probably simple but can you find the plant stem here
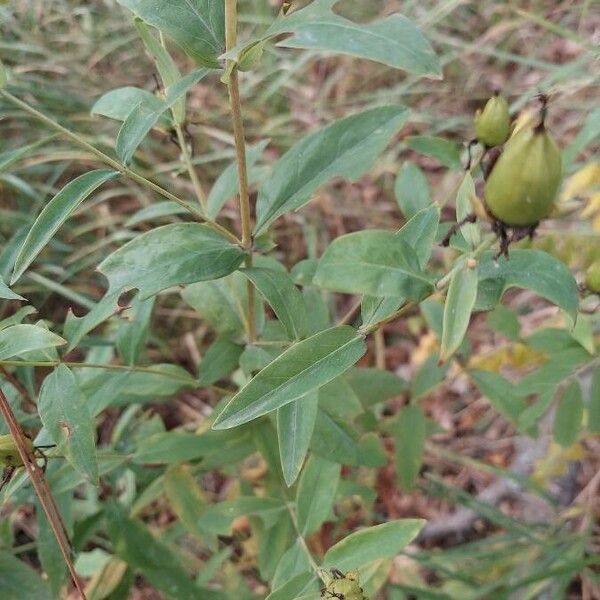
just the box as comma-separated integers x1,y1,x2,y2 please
285,501,321,577
0,388,87,599
225,0,256,342
0,360,196,384
0,89,240,245
173,121,207,210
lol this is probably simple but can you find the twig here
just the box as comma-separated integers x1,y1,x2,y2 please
0,388,87,599
225,0,256,342
0,89,239,245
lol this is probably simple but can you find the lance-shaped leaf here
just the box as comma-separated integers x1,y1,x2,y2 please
440,261,478,362
0,324,65,360
116,68,207,164
0,551,52,600
314,230,433,298
212,326,366,430
241,267,310,340
476,250,579,319
553,381,584,447
11,170,119,284
0,275,24,301
92,86,168,124
117,0,225,67
98,223,245,300
296,454,340,535
255,106,408,234
134,18,184,124
323,519,425,571
277,390,318,487
254,0,440,77
38,365,98,484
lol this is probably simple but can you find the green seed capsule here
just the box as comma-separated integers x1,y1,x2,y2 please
586,261,600,294
474,92,511,147
484,123,562,227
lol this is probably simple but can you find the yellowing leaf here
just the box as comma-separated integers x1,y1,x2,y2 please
532,441,585,486
510,109,536,137
468,342,546,372
561,162,600,202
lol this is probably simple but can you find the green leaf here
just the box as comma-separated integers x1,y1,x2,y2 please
272,542,312,592
117,0,225,67
486,305,521,341
99,223,245,300
314,230,433,298
310,409,361,465
406,136,462,169
197,497,286,536
296,454,340,535
323,519,425,571
242,268,310,340
0,550,52,600
212,326,366,430
37,491,71,597
182,277,246,335
255,106,408,234
470,370,527,426
116,69,207,164
134,429,253,465
38,365,98,484
397,205,441,269
106,506,209,600
264,0,440,76
11,170,119,284
394,405,426,490
318,378,363,420
125,201,188,226
164,464,207,539
476,250,579,319
589,368,600,434
267,572,318,600
91,86,168,123
0,275,25,300
116,296,155,365
0,324,65,360
455,172,480,248
198,336,243,386
277,390,318,487
553,381,584,447
440,262,478,362
0,59,6,88
134,18,184,123
345,368,406,409
207,141,269,219
411,353,448,400
394,162,431,220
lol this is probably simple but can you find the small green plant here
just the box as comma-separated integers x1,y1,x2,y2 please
0,2,598,599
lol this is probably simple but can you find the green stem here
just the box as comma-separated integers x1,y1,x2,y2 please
285,501,321,576
0,360,196,384
0,89,240,245
225,0,256,342
173,121,207,210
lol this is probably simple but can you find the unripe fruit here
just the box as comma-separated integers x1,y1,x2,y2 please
585,261,600,294
484,123,562,227
474,92,510,147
